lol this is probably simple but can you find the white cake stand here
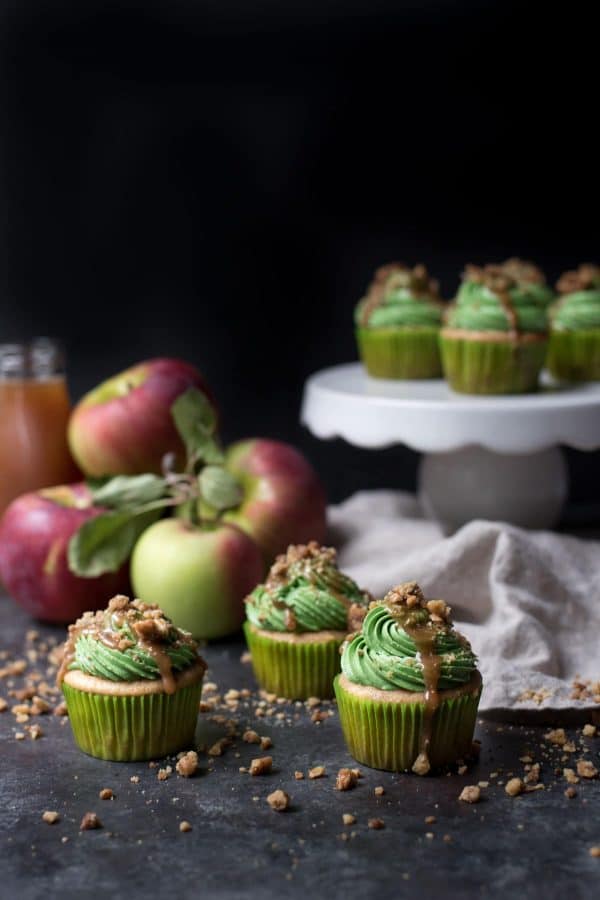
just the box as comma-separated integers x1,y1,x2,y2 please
301,363,600,530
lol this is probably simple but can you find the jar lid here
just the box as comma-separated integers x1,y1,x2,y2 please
0,339,64,380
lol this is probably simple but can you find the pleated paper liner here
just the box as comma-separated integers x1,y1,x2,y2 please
547,330,600,382
63,674,204,762
440,332,547,394
356,327,442,379
243,622,344,700
334,673,482,772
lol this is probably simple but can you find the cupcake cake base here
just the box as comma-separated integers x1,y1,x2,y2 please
335,670,482,772
547,330,600,382
244,622,346,700
356,326,442,379
63,661,205,762
440,329,547,394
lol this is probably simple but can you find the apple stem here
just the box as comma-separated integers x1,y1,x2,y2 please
164,471,208,527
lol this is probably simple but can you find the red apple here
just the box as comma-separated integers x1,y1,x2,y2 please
0,483,130,623
130,518,264,639
223,439,327,564
68,357,215,477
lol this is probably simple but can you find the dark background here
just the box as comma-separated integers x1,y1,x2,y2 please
0,1,598,512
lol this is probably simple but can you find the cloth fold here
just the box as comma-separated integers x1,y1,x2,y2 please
329,490,600,712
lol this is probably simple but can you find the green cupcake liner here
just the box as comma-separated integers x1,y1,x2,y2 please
547,329,600,382
356,326,442,379
63,678,203,762
334,675,481,772
440,333,547,394
244,622,342,699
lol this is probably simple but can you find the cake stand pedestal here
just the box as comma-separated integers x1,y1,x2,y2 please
300,363,600,530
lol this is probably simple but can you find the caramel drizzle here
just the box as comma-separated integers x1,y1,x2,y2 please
144,643,177,695
387,603,445,775
465,264,520,341
496,286,519,342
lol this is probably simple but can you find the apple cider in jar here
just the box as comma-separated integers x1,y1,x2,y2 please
0,340,79,517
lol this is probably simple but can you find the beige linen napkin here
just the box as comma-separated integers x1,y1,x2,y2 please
329,490,600,713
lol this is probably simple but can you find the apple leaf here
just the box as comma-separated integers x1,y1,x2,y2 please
89,474,167,509
68,502,165,577
198,465,243,512
171,388,223,466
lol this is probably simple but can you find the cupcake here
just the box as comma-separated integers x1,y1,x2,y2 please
500,258,555,308
335,582,481,774
58,595,206,761
440,264,549,394
355,263,444,379
547,264,600,382
244,541,370,700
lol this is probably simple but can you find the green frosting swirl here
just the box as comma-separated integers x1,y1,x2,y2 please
245,544,368,633
357,288,442,330
448,280,548,334
341,602,477,691
551,290,600,331
70,634,197,682
67,599,198,682
517,281,555,309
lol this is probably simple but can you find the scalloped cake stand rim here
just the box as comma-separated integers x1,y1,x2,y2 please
301,363,600,455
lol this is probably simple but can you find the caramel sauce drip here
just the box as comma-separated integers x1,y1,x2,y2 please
556,264,600,295
497,287,519,341
383,583,453,775
502,258,546,286
465,263,520,341
284,608,297,632
143,643,177,695
388,605,442,771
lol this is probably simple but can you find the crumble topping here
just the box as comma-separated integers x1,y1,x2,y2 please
335,769,358,791
265,541,337,588
249,756,272,776
505,778,524,797
42,810,60,824
176,751,199,778
462,263,517,295
380,582,452,627
267,789,290,811
556,264,600,294
501,258,547,285
80,812,102,831
459,785,481,804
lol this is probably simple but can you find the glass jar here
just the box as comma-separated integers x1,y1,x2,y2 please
0,338,79,517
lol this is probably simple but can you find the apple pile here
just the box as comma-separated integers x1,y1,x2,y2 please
0,358,326,635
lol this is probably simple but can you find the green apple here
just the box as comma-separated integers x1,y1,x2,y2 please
130,518,264,639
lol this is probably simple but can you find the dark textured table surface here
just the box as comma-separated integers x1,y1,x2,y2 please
1,597,599,900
